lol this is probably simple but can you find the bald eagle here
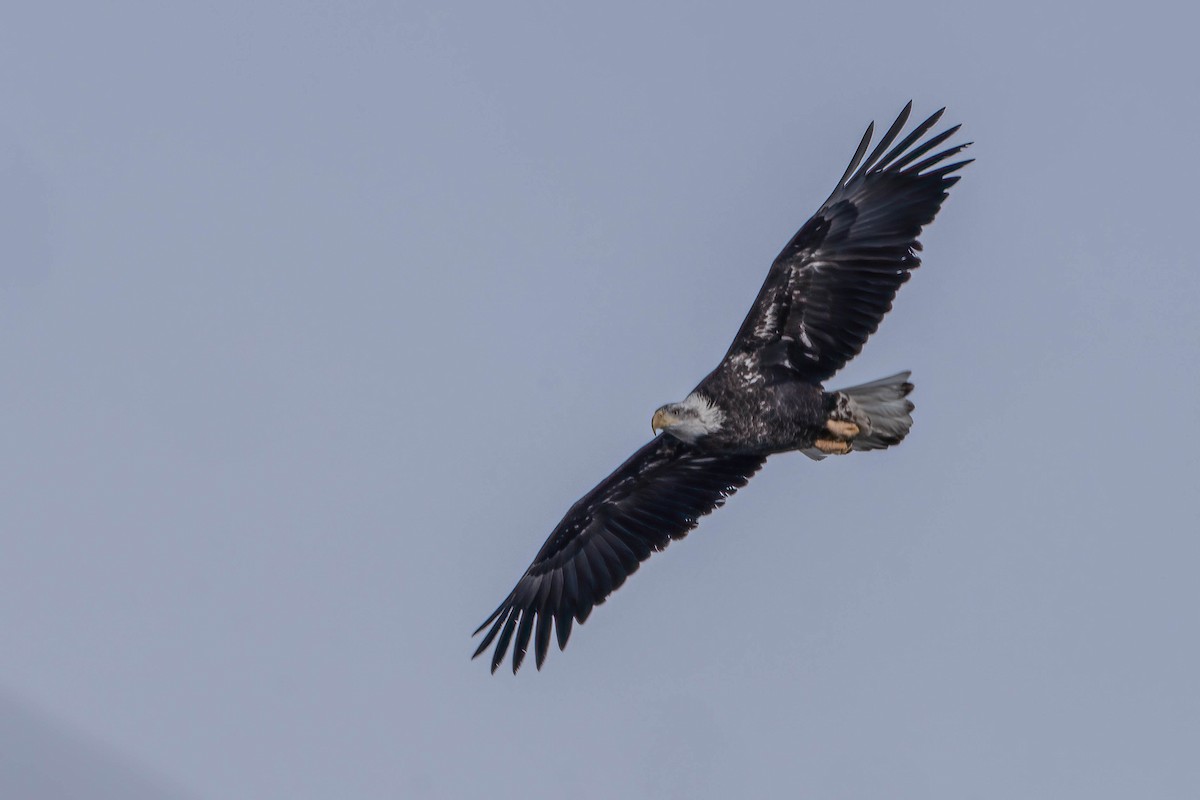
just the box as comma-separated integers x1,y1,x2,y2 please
474,103,970,673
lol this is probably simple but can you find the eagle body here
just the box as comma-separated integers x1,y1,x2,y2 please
687,370,828,455
474,104,970,672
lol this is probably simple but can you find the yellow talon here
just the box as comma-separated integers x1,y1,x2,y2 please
825,419,860,439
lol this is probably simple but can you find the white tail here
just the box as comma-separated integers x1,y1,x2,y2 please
838,371,915,451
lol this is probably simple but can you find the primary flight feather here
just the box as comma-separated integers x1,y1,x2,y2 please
474,103,971,673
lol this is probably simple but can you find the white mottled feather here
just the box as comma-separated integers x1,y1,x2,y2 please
661,393,725,444
682,392,725,431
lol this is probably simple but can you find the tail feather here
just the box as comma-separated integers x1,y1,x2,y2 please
838,371,915,451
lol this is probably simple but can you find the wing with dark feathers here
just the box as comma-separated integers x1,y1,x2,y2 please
727,102,971,383
472,435,764,673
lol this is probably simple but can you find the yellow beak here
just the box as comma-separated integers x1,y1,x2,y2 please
651,409,674,435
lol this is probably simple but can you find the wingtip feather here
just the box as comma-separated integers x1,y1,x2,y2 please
838,122,875,186
859,102,913,176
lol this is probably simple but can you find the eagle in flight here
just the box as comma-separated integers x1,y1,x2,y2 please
474,103,970,673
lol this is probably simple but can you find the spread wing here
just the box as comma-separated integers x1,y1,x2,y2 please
727,103,971,383
472,436,764,673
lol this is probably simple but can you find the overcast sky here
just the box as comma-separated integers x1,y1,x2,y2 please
3,2,1198,798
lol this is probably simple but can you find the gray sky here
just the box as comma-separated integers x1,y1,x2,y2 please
3,2,1198,798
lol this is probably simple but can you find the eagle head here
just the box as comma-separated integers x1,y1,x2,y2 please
651,393,725,444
